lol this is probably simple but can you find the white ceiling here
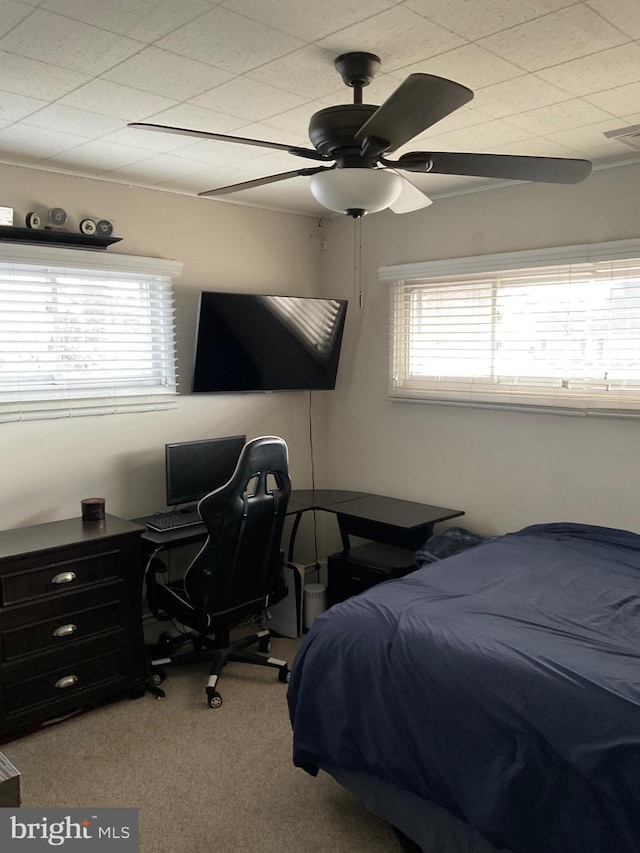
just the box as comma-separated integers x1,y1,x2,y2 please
1,0,640,218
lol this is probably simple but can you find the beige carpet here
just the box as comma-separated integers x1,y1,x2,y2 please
2,636,401,853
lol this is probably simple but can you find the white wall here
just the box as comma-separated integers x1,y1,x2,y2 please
0,164,324,536
322,162,640,537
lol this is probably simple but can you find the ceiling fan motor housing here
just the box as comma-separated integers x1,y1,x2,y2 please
308,104,380,163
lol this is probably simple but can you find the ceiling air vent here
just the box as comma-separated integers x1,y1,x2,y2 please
603,124,640,151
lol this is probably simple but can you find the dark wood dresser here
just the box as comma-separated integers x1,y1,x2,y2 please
0,514,146,738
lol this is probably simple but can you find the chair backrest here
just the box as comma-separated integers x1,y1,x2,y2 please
183,436,291,624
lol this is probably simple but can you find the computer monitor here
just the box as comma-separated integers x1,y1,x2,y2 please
165,434,246,507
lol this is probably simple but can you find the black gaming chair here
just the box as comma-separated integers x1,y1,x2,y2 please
146,435,292,707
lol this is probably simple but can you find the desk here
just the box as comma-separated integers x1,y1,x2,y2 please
286,489,464,560
136,490,463,564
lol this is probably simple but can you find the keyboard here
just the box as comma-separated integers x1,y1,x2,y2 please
141,510,203,532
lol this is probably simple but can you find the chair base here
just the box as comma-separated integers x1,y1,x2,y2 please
147,628,290,707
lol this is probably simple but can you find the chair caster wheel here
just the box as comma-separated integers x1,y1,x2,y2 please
207,689,222,708
258,637,271,653
278,666,290,684
150,668,166,686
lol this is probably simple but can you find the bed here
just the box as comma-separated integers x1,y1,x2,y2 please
287,523,640,853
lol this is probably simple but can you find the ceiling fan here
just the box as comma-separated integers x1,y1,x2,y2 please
129,51,592,218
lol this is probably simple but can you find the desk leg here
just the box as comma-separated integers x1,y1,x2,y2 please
287,511,304,562
337,517,351,552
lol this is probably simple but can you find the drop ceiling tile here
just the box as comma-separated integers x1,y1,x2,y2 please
504,98,613,135
156,7,303,74
191,78,307,122
585,82,640,118
0,10,144,75
220,0,396,41
419,118,534,152
173,138,267,167
473,75,572,119
249,100,335,138
547,119,637,153
240,150,308,175
0,0,37,35
0,124,90,162
103,48,233,102
0,90,47,122
43,140,152,170
162,167,232,193
40,0,213,41
399,44,525,91
537,43,640,95
361,72,415,105
487,137,579,158
586,0,640,41
165,157,277,192
58,80,177,121
99,126,201,153
142,103,247,135
403,0,575,40
478,5,629,72
234,120,309,148
317,6,465,72
246,46,349,99
0,51,89,100
394,106,495,156
100,153,207,183
22,104,124,137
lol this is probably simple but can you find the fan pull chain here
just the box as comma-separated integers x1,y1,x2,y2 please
353,216,363,309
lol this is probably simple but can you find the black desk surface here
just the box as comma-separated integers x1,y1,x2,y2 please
288,489,462,528
136,490,464,549
287,489,367,512
323,494,464,530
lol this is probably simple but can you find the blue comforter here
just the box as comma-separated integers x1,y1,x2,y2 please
288,524,640,853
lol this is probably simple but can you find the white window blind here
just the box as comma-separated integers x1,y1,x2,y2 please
0,244,181,422
381,238,640,417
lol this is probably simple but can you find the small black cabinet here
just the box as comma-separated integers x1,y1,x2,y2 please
327,542,417,607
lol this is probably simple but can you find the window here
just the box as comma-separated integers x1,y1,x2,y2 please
382,239,640,417
0,243,181,422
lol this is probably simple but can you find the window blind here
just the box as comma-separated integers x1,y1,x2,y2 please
0,244,181,422
382,238,640,417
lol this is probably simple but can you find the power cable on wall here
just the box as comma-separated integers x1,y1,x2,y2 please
308,390,319,568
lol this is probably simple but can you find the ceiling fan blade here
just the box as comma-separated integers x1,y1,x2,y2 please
354,74,473,153
389,173,433,214
397,151,592,184
127,122,330,162
198,166,333,198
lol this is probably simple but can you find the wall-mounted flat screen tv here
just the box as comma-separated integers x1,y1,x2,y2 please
192,292,348,393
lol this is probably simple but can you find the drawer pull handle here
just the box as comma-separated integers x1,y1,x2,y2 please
54,675,79,690
53,624,77,638
51,571,77,585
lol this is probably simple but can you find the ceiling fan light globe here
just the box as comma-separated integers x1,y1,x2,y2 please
309,168,403,215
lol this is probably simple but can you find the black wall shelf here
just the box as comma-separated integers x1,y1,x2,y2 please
0,225,121,250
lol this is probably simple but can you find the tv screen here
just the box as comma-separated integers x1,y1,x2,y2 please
165,434,246,506
192,292,348,392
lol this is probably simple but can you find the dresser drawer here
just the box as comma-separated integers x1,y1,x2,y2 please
1,549,122,606
4,646,126,715
1,590,125,662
